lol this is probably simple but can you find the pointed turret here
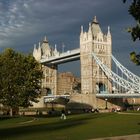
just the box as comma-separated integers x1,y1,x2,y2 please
91,16,102,36
53,44,59,56
107,26,111,44
92,16,98,24
33,43,41,61
43,36,48,43
80,25,84,45
38,43,41,51
54,44,57,51
33,44,37,53
80,25,84,34
88,22,92,33
88,22,92,41
39,42,41,47
107,26,111,36
106,25,112,55
33,44,37,58
41,36,51,57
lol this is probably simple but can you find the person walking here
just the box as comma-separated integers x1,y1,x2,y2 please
61,109,66,120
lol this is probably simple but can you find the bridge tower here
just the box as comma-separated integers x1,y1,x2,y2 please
80,16,112,107
33,37,58,96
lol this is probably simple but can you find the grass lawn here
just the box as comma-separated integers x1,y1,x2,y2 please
0,112,140,140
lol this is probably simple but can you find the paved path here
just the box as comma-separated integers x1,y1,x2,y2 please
19,118,37,124
90,134,140,140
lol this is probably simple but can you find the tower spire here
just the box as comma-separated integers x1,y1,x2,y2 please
107,26,111,36
88,22,92,34
81,25,83,33
88,23,91,30
43,36,48,43
92,16,98,24
54,44,57,51
39,42,41,47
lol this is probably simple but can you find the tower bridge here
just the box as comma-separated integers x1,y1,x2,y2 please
33,16,140,109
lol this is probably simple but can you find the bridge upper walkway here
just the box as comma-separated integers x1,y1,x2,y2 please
40,48,80,64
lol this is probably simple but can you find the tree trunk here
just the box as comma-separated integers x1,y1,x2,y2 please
10,108,13,117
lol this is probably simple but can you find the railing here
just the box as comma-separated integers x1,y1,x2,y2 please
96,92,140,98
44,95,70,103
59,48,80,57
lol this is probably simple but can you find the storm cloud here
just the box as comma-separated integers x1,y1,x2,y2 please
0,0,139,76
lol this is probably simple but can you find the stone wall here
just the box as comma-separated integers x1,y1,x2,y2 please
67,94,125,110
57,72,80,95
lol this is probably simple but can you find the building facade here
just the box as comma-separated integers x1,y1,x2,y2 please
57,72,80,95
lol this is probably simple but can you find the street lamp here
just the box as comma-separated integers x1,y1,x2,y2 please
105,98,108,109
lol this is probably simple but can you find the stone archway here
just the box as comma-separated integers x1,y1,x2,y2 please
98,83,106,93
46,88,52,95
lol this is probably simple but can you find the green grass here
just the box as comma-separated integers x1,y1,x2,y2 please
0,113,140,140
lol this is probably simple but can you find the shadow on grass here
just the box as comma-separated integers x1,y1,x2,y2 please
0,113,110,139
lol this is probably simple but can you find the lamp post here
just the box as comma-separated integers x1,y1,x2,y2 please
105,98,108,109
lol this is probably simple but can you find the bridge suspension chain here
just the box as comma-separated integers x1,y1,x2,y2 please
92,53,140,93
111,55,140,85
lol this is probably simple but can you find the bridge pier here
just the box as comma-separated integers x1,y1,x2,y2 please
68,94,125,110
68,94,97,109
96,98,124,110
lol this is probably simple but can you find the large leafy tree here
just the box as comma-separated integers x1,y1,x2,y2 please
0,48,42,116
123,0,140,64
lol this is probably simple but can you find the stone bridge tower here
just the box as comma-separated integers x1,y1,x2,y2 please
33,37,59,96
80,16,112,97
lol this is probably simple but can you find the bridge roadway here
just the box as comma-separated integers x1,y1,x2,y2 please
96,93,140,98
40,48,80,64
44,92,140,103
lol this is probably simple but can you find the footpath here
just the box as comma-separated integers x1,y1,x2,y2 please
90,134,140,140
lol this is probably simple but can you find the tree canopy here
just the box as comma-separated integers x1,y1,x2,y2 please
0,48,43,115
123,0,140,65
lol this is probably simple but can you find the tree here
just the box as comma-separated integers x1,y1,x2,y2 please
0,48,43,116
123,0,140,65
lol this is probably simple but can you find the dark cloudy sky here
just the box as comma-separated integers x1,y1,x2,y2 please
0,0,140,76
